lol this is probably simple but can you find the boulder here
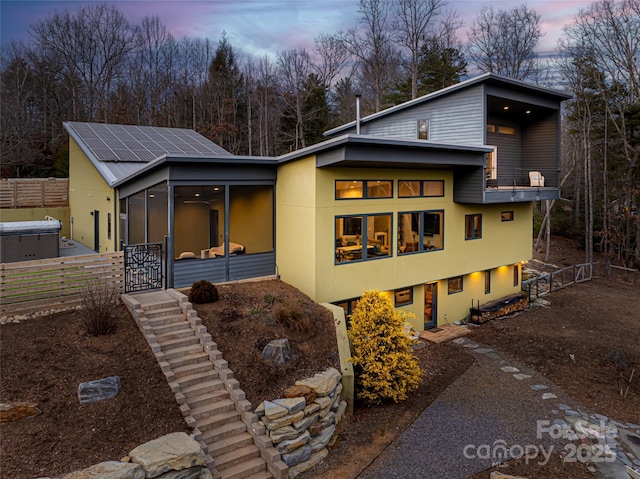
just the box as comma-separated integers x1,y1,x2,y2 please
295,368,341,396
276,431,311,454
309,425,336,452
129,432,205,478
273,397,306,415
263,400,288,420
270,425,299,444
263,410,305,431
262,338,291,365
281,444,312,467
283,385,316,405
294,413,319,433
78,376,121,405
61,461,144,479
288,449,328,479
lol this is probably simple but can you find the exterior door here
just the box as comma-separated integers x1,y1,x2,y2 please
424,282,437,329
93,210,100,252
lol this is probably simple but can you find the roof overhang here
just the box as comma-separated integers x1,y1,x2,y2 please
278,134,493,169
112,154,278,188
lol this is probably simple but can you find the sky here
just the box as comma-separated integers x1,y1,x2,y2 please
1,0,592,58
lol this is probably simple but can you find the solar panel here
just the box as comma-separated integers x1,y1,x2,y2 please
67,122,231,164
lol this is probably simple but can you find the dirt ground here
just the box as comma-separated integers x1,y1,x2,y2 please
1,236,638,479
0,304,189,479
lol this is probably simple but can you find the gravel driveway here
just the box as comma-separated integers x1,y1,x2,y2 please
358,339,639,479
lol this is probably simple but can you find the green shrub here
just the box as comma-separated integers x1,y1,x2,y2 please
348,290,422,404
80,278,120,336
189,280,219,304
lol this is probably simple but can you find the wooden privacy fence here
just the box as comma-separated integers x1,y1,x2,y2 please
522,262,639,300
0,252,124,317
0,178,69,208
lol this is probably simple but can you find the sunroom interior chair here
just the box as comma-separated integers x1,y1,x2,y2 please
529,171,545,187
209,242,245,257
177,251,197,260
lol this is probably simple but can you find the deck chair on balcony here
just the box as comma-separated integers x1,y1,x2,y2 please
529,171,545,187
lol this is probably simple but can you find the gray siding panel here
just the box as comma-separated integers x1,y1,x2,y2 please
172,252,275,288
360,86,485,145
522,112,559,188
453,168,485,203
229,252,276,280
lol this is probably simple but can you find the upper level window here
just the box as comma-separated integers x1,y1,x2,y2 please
417,119,429,140
336,214,392,263
398,210,444,254
465,214,482,240
501,211,514,222
398,180,444,198
336,180,392,199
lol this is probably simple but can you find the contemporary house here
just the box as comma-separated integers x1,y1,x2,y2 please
65,73,570,331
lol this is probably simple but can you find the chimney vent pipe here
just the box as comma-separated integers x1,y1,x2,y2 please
355,94,361,135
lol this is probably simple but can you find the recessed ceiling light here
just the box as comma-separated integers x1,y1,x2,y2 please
525,110,532,114
503,106,510,110
195,193,200,197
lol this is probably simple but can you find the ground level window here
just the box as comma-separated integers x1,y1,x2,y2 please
465,214,482,240
334,297,360,326
501,211,514,222
513,264,519,286
485,270,491,294
394,287,413,307
448,276,463,294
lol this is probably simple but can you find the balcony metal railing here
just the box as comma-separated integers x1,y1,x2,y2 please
485,168,550,190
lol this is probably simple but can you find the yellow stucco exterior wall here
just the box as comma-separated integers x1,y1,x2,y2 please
68,138,118,252
276,154,532,330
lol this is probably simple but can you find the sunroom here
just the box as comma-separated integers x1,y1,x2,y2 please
117,157,277,288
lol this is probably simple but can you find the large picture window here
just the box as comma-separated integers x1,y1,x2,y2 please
335,214,391,263
398,210,444,254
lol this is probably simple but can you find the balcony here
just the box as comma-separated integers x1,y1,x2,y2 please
484,167,559,203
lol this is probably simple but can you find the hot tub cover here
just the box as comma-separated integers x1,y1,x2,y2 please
0,220,62,235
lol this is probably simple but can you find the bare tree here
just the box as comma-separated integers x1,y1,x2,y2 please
313,33,352,89
467,4,542,80
30,3,135,122
393,0,446,99
343,0,402,112
563,0,640,268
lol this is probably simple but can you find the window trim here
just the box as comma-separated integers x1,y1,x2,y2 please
465,214,482,240
398,209,444,255
394,287,413,307
417,118,429,140
448,276,463,294
335,180,393,200
335,213,393,264
501,211,514,222
398,180,445,198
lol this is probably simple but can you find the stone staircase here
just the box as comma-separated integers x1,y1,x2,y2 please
122,289,288,479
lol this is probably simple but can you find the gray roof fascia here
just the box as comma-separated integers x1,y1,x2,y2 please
112,154,277,188
323,73,572,136
277,134,493,165
64,121,127,187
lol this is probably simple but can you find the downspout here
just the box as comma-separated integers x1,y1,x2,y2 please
355,94,361,135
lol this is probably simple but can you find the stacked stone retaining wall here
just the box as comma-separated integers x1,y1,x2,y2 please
255,368,348,478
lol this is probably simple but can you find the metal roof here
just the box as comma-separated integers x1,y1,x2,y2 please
64,122,232,187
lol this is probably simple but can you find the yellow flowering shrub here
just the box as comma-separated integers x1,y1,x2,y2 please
347,290,422,404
